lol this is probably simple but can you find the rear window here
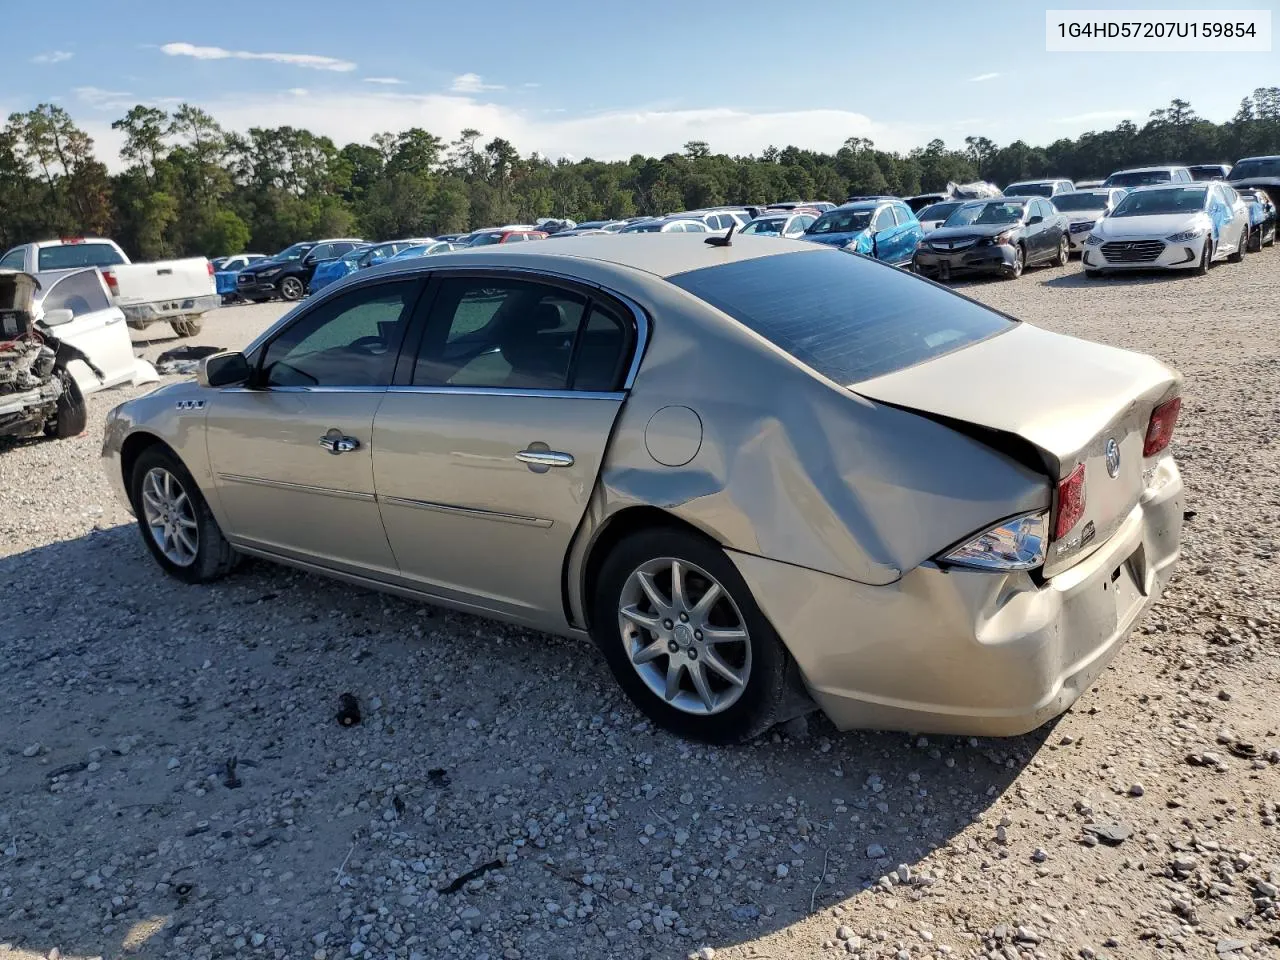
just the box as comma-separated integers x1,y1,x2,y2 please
668,250,1014,384
37,243,125,271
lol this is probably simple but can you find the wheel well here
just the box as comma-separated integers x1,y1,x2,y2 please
577,506,717,630
119,432,172,496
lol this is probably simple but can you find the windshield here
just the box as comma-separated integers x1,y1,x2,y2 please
37,243,125,271
806,210,873,235
621,222,664,233
1105,170,1173,187
669,250,1014,384
1229,158,1280,180
468,233,504,246
916,202,963,222
741,218,787,235
1005,183,1054,198
1111,186,1208,217
945,201,1025,227
273,242,313,261
1052,193,1108,212
1189,166,1228,181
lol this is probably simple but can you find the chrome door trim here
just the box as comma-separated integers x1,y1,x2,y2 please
217,473,376,503
515,449,575,468
386,385,624,401
379,495,553,528
219,385,388,394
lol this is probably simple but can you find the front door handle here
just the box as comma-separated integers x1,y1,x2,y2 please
319,429,360,455
516,449,575,468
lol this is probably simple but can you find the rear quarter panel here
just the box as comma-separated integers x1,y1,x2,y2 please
110,258,215,305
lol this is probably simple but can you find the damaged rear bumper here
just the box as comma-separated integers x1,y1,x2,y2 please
728,455,1184,736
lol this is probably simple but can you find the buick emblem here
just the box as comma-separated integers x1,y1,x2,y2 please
1104,438,1121,478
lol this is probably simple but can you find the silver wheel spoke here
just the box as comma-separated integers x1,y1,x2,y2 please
175,515,198,530
631,637,668,666
175,527,198,556
669,560,687,611
688,660,715,711
702,625,748,644
635,571,670,616
688,581,722,622
703,649,744,687
621,604,663,634
663,659,684,702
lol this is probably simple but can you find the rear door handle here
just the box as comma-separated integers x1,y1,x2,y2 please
319,429,360,454
516,449,574,468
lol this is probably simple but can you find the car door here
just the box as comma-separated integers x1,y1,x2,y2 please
1022,200,1048,260
870,206,896,261
891,204,921,263
372,272,639,631
204,278,424,575
38,269,137,389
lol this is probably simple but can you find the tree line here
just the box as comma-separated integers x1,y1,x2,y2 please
2,88,1278,259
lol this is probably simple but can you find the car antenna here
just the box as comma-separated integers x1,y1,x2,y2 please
705,222,736,247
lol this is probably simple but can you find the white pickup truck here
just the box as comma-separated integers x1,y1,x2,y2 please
0,238,219,338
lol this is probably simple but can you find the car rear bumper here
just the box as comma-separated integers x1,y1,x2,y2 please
729,455,1183,736
912,243,1017,277
119,293,221,321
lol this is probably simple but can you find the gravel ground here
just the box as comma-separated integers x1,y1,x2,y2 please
2,255,1278,960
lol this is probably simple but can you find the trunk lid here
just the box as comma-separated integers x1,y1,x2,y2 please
104,258,215,307
853,323,1180,575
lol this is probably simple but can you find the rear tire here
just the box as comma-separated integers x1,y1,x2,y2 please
1228,225,1246,263
590,528,788,744
130,446,238,584
45,371,86,439
171,318,203,338
1052,234,1069,267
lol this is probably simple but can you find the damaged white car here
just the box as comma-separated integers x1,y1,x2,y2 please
1,268,156,441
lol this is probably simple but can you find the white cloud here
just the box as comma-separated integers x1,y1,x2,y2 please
74,86,136,110
450,73,504,94
33,50,74,65
967,72,1000,82
288,88,309,97
363,77,405,85
160,42,356,72
1054,109,1135,124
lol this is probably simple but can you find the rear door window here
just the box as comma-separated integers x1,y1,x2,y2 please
0,248,24,270
43,270,112,315
668,249,1014,384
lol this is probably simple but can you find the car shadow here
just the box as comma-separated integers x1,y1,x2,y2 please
1,526,1057,959
1041,269,1198,289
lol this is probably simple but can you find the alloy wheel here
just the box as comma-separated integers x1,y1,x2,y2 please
617,557,752,716
140,467,199,567
280,277,304,300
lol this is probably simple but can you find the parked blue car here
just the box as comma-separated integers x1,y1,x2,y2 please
388,240,467,261
802,200,923,267
212,253,268,300
307,240,430,294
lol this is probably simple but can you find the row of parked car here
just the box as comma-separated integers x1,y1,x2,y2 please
209,155,1280,301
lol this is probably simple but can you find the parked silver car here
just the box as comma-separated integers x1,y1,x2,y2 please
102,236,1185,743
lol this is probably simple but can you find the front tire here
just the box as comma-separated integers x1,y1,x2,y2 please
130,446,237,584
1003,244,1025,280
1228,225,1247,263
591,528,788,744
1195,238,1211,275
171,318,203,338
45,371,86,439
279,276,305,301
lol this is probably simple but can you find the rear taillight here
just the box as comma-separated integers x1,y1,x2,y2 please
207,261,215,276
1143,396,1181,457
1053,463,1087,540
101,269,118,294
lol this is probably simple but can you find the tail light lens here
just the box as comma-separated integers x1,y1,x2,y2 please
101,269,118,294
1143,396,1181,457
938,511,1048,571
1053,463,1087,540
207,261,215,276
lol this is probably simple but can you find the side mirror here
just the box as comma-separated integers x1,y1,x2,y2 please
198,351,251,388
41,308,75,327
1027,215,1044,225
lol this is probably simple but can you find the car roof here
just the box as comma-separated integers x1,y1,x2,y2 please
364,233,823,281
1235,155,1280,162
1124,182,1208,193
1111,166,1186,173
833,200,896,211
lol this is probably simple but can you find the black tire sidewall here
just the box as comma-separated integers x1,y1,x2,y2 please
50,371,87,439
130,447,235,584
590,528,788,744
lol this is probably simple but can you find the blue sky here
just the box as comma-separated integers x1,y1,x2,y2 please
7,0,1275,168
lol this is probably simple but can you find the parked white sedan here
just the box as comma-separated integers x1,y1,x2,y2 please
1081,182,1250,276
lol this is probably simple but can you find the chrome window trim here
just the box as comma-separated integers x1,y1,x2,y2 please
380,496,552,527
387,386,624,401
217,473,376,502
218,385,387,394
